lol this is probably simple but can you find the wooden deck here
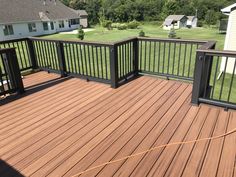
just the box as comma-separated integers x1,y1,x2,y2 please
0,72,235,177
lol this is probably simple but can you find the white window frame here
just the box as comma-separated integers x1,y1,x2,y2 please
3,25,14,36
28,23,37,32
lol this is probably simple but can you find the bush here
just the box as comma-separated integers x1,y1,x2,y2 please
100,19,112,30
117,24,128,30
127,20,140,29
77,27,85,40
168,28,176,39
197,20,204,27
139,30,145,37
111,23,121,28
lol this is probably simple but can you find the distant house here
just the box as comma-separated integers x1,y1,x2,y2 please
219,3,236,76
186,16,198,28
77,10,88,28
163,15,188,30
0,0,80,41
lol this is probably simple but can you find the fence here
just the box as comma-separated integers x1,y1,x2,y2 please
192,48,236,110
138,37,206,81
0,48,24,96
1,36,235,110
0,38,32,71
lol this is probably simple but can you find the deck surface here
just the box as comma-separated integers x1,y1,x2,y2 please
0,72,235,177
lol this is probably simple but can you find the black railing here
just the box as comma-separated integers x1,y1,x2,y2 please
1,36,235,110
0,38,32,71
0,48,24,96
138,37,206,81
192,48,236,110
30,38,112,84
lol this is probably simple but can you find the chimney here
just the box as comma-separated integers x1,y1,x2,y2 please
43,0,46,6
54,0,57,5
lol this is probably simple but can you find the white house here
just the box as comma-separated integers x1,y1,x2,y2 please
0,0,81,41
163,15,188,30
186,16,198,28
219,3,236,76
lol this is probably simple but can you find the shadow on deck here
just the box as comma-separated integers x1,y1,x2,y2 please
0,72,235,177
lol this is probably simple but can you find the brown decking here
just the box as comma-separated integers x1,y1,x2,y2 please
0,72,235,177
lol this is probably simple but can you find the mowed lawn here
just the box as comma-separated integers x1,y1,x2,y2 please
42,23,226,50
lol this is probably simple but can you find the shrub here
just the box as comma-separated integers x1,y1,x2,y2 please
127,20,140,29
77,27,85,40
111,23,121,28
117,24,128,30
101,19,112,30
139,30,145,37
168,28,176,39
197,20,204,27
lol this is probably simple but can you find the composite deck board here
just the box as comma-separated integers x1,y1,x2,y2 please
0,71,235,177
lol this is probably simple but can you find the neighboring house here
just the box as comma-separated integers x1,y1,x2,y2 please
0,0,80,41
73,10,88,28
163,15,188,30
219,3,236,76
186,16,198,28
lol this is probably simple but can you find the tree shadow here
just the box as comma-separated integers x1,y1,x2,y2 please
0,76,72,106
0,160,25,177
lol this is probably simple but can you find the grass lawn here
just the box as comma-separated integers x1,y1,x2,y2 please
42,23,226,50
40,23,236,104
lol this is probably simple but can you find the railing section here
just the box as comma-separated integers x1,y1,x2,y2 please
138,37,206,81
192,47,236,109
0,39,32,71
0,48,24,96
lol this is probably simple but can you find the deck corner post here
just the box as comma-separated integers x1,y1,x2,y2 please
133,38,139,76
56,41,67,77
27,39,38,70
4,49,25,94
191,51,206,105
109,44,119,88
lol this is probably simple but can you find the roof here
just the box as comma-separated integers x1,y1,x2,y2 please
221,3,236,15
164,19,173,26
0,0,79,24
71,9,88,17
187,16,196,21
165,15,187,21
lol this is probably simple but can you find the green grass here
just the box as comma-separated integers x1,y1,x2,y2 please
42,23,226,50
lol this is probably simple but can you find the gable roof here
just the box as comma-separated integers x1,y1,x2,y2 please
221,3,236,15
71,9,88,17
165,15,187,21
0,0,79,24
187,16,196,21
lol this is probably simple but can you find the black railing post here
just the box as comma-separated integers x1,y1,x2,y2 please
110,44,118,88
133,38,139,76
4,49,24,94
56,41,67,77
27,39,38,69
191,51,206,105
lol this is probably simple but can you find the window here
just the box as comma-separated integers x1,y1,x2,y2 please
59,20,64,28
70,19,79,25
28,23,37,32
43,22,49,31
50,22,54,30
3,25,14,36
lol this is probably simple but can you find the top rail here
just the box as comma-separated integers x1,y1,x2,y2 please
29,37,114,47
138,37,208,44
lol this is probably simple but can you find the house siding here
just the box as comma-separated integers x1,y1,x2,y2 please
0,19,80,41
220,9,236,74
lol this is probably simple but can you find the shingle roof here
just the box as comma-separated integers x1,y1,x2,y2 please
0,0,79,24
165,15,187,21
70,9,88,17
